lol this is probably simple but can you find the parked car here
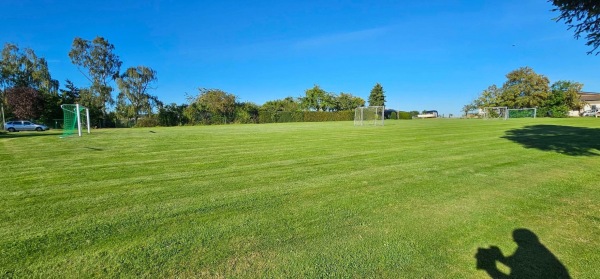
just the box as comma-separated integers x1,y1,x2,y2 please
4,121,49,132
581,110,598,117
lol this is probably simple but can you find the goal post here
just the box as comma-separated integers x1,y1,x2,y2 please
354,106,384,126
61,104,90,137
482,107,508,120
508,108,537,118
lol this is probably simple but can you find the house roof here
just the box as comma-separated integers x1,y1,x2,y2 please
579,92,600,102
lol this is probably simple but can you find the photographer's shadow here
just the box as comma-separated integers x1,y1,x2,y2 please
475,228,571,279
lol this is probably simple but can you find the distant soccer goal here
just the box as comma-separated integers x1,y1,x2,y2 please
483,107,508,120
354,106,384,126
508,108,536,119
61,104,90,137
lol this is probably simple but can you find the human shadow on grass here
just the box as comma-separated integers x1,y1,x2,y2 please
475,228,571,279
502,125,600,156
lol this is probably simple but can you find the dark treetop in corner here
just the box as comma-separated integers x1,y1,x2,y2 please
550,0,600,55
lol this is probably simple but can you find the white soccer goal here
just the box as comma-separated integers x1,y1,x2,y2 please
61,104,90,137
483,107,508,120
508,108,537,119
354,106,385,126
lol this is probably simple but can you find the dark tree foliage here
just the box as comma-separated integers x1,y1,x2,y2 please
235,102,260,124
301,85,336,111
501,67,550,108
0,43,58,93
550,0,600,55
336,93,365,111
77,87,105,127
39,92,62,125
262,97,301,112
185,88,237,124
541,80,584,117
69,36,122,126
368,83,386,107
1,44,59,124
5,87,44,120
295,90,365,112
158,103,188,126
462,104,477,116
117,66,160,123
59,79,80,104
467,67,550,110
465,67,584,118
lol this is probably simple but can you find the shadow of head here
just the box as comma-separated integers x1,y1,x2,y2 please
502,125,600,156
512,228,539,246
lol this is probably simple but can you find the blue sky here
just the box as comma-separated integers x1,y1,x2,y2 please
2,0,599,116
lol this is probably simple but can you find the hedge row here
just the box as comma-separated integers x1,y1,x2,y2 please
398,111,412,119
135,110,356,127
258,111,354,123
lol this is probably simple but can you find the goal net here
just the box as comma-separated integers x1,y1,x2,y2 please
508,108,536,118
61,104,90,137
483,107,508,120
354,106,384,126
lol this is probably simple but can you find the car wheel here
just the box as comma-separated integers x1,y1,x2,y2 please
7,127,16,132
35,127,42,131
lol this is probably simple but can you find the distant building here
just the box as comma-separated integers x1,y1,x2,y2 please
417,110,438,118
569,92,600,117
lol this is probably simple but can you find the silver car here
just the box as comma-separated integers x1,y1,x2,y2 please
581,110,598,117
4,121,49,132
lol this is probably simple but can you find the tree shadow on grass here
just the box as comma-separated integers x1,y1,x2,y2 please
0,131,61,139
475,228,571,278
502,125,600,156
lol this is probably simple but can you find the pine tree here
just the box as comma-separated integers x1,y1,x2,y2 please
368,83,386,106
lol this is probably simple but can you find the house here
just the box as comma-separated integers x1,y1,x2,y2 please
569,92,600,117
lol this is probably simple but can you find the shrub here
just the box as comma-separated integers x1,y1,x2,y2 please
235,103,259,124
158,104,188,126
537,106,569,118
537,107,550,118
135,117,160,127
258,110,276,123
398,111,412,119
548,105,569,118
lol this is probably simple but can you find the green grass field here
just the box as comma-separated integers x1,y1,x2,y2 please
1,118,599,278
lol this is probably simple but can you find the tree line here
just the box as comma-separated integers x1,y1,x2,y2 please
1,37,388,128
463,67,586,118
1,37,160,128
157,83,386,126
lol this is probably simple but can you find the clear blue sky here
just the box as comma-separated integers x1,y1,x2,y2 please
2,0,599,116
